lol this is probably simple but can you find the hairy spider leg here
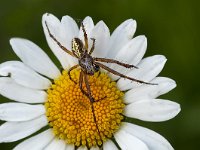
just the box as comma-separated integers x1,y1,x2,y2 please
45,21,78,58
81,22,89,50
78,71,103,144
94,57,138,69
79,71,90,97
68,64,79,84
83,73,103,144
95,62,157,85
89,38,96,55
79,71,105,102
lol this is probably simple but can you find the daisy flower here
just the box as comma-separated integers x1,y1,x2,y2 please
0,13,181,150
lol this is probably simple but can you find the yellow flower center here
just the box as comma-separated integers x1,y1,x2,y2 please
45,69,125,148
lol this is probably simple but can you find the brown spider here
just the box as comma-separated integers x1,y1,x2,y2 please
45,20,155,143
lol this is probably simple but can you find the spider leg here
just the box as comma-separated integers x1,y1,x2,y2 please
95,62,157,85
45,21,77,58
89,38,96,55
79,71,103,101
79,71,89,97
83,73,103,143
81,22,89,50
68,64,79,84
83,73,95,103
94,57,138,69
80,71,106,101
94,96,107,103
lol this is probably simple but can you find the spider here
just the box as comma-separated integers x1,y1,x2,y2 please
45,20,155,143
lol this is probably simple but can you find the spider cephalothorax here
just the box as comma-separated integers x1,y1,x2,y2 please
72,37,99,75
78,52,99,75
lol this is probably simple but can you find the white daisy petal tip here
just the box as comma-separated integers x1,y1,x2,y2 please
108,34,147,80
42,13,63,30
0,103,45,122
61,15,72,20
121,19,137,39
117,54,168,91
42,13,59,28
0,115,47,143
157,77,177,94
80,16,94,32
42,13,55,21
153,54,167,64
0,77,47,103
124,99,181,122
135,35,147,43
9,38,61,79
82,16,94,30
91,20,109,36
107,18,137,58
0,61,51,90
124,77,177,104
96,20,105,25
94,20,108,32
42,12,48,18
61,15,79,35
10,37,20,45
90,20,110,58
127,19,137,32
83,16,93,23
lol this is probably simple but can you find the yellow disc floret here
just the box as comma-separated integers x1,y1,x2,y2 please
45,69,125,148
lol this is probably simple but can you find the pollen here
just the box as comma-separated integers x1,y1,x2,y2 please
45,69,125,148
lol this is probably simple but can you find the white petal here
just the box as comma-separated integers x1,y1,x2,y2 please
0,77,47,103
90,21,110,58
108,35,147,80
122,122,174,150
42,13,77,69
103,139,118,150
45,138,66,150
61,15,79,40
124,77,176,104
0,61,51,90
114,128,149,150
124,99,181,122
106,19,137,58
65,144,75,150
77,146,88,150
61,16,79,67
0,103,45,121
117,55,167,91
13,129,54,150
79,16,94,46
0,115,48,143
10,38,60,79
90,146,100,150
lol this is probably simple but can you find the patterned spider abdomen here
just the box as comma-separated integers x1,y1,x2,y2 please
72,38,84,57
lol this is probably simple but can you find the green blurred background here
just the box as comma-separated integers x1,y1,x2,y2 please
0,0,199,149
